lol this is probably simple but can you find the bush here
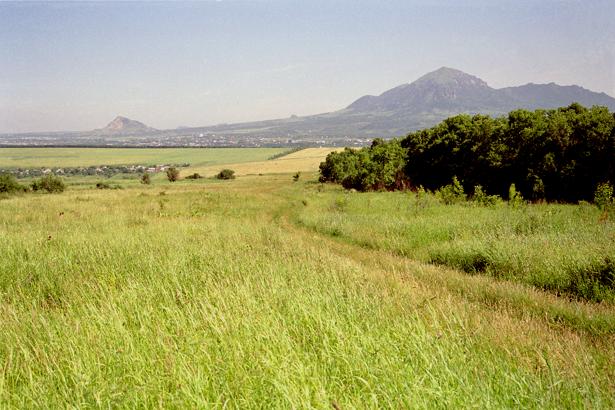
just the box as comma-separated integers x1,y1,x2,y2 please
185,173,203,180
141,173,151,185
293,172,301,182
31,175,65,193
508,183,525,208
96,181,111,189
594,182,613,210
166,167,180,182
216,169,236,180
436,176,465,205
472,185,501,207
0,173,26,194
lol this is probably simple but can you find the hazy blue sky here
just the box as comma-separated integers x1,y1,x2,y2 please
1,0,614,133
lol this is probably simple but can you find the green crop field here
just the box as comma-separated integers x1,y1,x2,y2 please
0,153,614,407
0,147,288,169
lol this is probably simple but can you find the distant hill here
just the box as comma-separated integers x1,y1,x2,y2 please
95,116,156,135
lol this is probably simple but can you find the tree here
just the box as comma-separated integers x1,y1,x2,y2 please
141,173,151,185
166,167,180,182
0,173,26,194
31,175,65,193
216,169,235,180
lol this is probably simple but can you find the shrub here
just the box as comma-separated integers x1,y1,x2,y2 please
472,185,501,207
293,172,301,182
185,173,203,180
166,167,180,182
0,173,26,194
96,181,111,189
508,183,525,208
31,175,65,193
141,173,151,185
331,196,348,212
436,176,465,205
216,169,236,180
594,182,613,210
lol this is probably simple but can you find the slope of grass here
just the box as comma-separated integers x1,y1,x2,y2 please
0,174,613,407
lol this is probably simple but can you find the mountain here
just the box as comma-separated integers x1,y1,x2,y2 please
183,67,615,138
3,68,615,145
347,67,508,113
96,116,156,134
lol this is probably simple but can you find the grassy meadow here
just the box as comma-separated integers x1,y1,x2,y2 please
295,189,615,304
0,148,614,408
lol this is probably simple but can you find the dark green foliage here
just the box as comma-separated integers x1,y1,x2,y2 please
401,104,615,202
166,167,180,182
141,173,151,185
94,182,122,190
319,139,408,191
31,175,65,193
268,147,304,160
216,169,236,180
0,173,26,194
185,173,203,180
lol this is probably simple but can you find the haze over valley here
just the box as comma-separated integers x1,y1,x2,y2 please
3,67,615,147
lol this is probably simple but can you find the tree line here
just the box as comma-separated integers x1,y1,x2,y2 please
319,103,615,202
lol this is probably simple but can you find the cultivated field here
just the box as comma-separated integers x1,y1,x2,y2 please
185,147,340,177
0,149,613,408
0,147,288,169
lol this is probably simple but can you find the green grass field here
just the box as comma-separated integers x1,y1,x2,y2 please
0,149,614,408
295,188,615,304
0,147,288,169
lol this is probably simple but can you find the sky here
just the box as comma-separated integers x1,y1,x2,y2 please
1,0,614,133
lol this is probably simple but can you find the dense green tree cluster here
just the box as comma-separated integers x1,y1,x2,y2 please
402,103,614,201
320,104,615,202
319,138,408,190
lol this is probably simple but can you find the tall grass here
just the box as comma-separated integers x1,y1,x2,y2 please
0,175,613,407
296,186,615,303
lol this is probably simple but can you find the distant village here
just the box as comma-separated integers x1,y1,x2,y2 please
0,163,190,179
0,131,372,149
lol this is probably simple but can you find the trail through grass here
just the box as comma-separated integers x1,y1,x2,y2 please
295,186,615,303
0,174,613,408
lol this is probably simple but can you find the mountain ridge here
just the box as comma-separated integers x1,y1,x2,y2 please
182,67,615,137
